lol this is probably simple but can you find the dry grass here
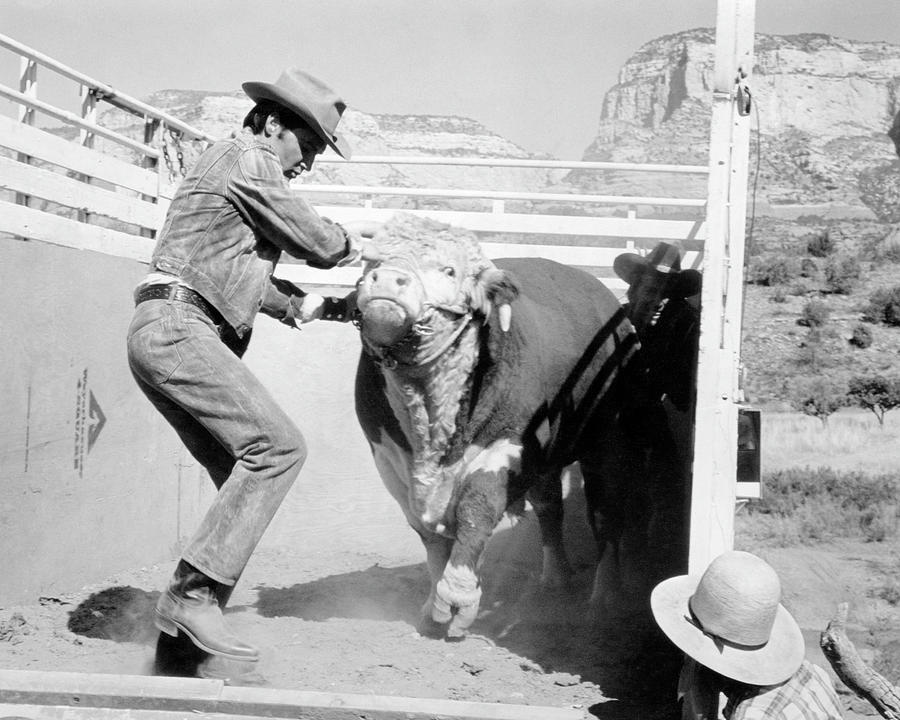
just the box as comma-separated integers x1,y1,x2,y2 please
762,409,900,475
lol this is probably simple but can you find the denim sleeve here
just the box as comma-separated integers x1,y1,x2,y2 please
228,148,350,267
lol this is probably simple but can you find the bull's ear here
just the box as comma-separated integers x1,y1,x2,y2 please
468,266,518,331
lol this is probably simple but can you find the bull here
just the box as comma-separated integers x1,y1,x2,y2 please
351,214,649,637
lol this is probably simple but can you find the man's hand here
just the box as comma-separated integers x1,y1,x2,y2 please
298,293,325,323
341,220,384,239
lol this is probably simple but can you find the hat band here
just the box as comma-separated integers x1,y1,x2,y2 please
686,601,768,651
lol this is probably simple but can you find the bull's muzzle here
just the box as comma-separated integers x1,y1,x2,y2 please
357,266,421,347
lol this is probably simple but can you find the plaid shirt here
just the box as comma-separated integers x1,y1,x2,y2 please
724,660,844,720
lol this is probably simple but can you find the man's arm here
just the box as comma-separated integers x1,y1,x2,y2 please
229,148,358,267
260,277,357,328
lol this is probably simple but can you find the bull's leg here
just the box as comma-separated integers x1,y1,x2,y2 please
581,459,624,612
416,532,452,634
527,469,572,588
437,481,510,637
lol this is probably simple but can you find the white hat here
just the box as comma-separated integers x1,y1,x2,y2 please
650,551,805,686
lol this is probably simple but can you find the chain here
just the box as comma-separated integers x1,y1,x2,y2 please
159,126,188,183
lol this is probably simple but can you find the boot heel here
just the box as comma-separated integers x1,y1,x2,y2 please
154,611,179,637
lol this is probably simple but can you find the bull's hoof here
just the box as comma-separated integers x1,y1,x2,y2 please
416,615,449,639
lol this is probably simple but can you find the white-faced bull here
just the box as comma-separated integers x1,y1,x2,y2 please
353,214,646,637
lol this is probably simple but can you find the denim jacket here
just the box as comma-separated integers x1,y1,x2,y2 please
150,128,353,337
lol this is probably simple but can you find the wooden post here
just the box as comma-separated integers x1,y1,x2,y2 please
78,85,96,224
687,0,756,574
15,56,36,212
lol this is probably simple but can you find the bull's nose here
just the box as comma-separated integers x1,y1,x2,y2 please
370,269,410,288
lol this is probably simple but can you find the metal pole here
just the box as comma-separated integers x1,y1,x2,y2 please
688,0,756,574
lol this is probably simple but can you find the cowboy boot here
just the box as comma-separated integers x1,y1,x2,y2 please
155,560,259,662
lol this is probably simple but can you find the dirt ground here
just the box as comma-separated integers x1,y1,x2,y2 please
0,485,692,720
1,490,895,720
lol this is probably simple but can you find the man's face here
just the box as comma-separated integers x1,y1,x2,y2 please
267,115,326,179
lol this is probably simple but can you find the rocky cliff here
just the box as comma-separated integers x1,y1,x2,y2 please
576,29,900,221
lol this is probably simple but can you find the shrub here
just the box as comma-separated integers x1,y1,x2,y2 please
823,254,861,294
862,286,900,326
799,257,819,278
788,377,846,426
797,299,830,327
770,287,787,304
744,467,900,543
748,254,800,286
806,229,836,258
848,323,873,349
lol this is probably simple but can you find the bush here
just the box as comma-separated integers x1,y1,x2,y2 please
797,299,830,327
744,467,900,543
823,254,862,294
748,254,800,286
849,323,873,349
862,285,900,326
788,377,846,425
806,229,836,258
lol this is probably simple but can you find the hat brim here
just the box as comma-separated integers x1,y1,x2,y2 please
650,575,805,686
613,253,701,298
242,81,351,159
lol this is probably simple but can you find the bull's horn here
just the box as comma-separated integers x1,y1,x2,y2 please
499,303,511,332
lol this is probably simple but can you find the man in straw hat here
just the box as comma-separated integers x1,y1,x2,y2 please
651,550,843,719
127,67,378,670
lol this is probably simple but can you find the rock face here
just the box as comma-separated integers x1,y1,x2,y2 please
576,29,900,220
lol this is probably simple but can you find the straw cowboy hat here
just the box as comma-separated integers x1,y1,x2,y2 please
650,551,805,686
613,242,702,298
242,67,351,159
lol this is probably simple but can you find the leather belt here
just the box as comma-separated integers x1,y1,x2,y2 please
135,284,223,324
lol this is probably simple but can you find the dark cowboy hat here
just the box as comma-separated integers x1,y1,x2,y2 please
242,67,351,159
613,242,702,298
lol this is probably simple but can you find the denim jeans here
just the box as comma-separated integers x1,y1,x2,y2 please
126,296,305,585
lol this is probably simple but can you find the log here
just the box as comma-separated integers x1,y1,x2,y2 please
820,602,900,719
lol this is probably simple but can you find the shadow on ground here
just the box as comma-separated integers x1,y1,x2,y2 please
255,487,686,718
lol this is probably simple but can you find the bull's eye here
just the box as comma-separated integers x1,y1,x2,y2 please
441,266,456,278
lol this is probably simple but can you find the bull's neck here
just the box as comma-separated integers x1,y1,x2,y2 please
382,321,481,518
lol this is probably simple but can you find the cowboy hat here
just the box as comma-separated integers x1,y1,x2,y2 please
613,242,702,298
242,67,351,159
650,551,805,686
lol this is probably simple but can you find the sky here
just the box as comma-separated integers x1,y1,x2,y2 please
2,0,899,159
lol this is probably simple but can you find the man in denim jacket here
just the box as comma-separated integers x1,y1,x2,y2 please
127,67,374,664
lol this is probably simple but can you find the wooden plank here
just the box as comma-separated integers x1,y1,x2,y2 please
0,32,216,144
0,83,159,160
276,262,630,292
303,183,706,208
0,114,159,196
0,200,154,262
0,669,584,720
688,0,757,574
0,156,165,230
315,154,709,174
313,204,708,240
0,705,273,720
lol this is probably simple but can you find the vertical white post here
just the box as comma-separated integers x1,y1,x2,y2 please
15,56,37,216
688,0,756,574
17,56,36,125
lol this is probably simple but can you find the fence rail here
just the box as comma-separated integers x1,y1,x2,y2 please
1,31,709,299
